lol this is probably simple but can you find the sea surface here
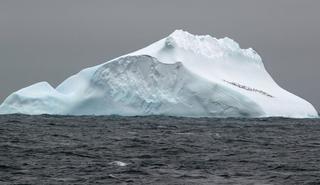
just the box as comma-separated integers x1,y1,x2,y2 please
0,115,319,185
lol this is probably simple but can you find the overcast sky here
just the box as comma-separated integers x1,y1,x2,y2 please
0,0,319,111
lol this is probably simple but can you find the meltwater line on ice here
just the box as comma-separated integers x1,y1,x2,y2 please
0,30,318,118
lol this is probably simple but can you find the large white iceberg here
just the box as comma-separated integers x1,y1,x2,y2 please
0,30,318,118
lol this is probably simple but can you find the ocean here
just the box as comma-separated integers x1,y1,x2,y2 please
0,115,319,185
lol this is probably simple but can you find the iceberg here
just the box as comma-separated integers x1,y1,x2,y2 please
0,30,318,118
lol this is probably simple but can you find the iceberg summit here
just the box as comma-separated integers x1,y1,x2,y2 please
0,30,318,118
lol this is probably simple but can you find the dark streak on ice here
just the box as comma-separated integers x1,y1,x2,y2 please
224,80,274,98
0,115,320,185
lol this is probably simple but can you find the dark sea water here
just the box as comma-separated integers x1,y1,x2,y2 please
0,115,320,185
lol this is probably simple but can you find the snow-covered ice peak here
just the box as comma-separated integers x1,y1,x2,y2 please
165,29,262,62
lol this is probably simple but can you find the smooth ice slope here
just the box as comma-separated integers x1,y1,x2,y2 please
0,30,318,117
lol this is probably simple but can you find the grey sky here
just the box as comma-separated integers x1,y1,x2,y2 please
0,0,319,111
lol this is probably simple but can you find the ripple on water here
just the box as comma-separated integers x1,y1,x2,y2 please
0,115,320,185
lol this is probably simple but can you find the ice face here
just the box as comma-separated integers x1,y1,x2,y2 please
0,30,318,118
